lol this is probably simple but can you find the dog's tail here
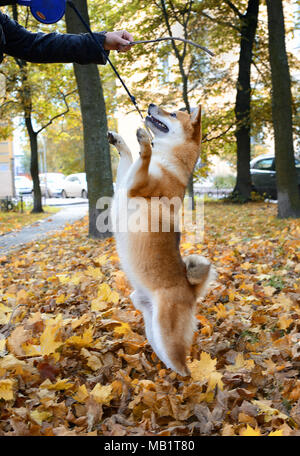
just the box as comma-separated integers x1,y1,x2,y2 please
151,285,197,376
146,256,216,377
183,254,217,298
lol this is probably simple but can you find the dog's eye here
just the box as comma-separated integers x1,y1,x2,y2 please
170,113,177,118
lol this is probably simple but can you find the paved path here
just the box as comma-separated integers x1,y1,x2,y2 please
0,203,88,255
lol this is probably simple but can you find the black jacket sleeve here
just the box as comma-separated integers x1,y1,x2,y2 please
0,9,109,65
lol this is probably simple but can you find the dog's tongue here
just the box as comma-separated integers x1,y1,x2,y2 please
148,115,169,133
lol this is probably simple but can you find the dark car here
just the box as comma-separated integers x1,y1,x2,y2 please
250,154,300,199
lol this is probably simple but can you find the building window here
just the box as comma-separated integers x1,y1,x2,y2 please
0,163,9,172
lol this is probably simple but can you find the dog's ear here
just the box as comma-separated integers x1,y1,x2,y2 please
190,105,202,143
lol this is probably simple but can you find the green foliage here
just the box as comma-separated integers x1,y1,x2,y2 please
214,175,235,189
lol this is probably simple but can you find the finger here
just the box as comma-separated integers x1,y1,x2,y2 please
122,30,134,42
117,37,131,47
118,45,132,52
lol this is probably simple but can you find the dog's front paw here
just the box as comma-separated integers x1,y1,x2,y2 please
107,131,124,147
136,128,150,146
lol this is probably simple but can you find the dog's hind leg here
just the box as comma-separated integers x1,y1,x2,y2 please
107,131,133,188
130,290,159,356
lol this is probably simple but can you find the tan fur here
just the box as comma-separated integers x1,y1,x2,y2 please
109,104,216,376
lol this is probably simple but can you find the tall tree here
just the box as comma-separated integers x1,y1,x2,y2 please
65,0,113,238
228,0,259,201
266,0,300,218
3,4,75,212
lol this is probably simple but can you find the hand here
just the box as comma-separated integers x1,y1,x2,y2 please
103,31,134,52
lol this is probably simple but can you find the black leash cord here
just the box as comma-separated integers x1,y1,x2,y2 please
66,0,145,121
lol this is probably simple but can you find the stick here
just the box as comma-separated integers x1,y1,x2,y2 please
130,37,215,57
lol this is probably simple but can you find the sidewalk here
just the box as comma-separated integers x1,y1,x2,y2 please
0,203,88,255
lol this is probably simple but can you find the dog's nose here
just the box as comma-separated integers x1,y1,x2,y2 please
148,103,156,115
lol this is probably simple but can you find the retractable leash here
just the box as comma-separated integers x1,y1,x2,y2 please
16,0,215,139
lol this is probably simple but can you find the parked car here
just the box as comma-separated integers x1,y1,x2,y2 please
14,176,33,195
39,173,65,198
250,154,300,199
61,173,88,198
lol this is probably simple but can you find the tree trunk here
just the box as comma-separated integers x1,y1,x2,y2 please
232,0,259,201
65,0,113,238
12,3,43,213
25,116,43,213
266,0,300,218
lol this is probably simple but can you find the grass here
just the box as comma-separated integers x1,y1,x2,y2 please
0,206,60,236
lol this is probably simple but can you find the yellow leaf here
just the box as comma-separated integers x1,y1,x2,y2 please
81,348,103,371
86,266,103,279
113,322,132,337
252,400,288,422
66,327,94,347
90,383,113,405
0,379,15,401
269,430,283,436
0,354,25,370
227,353,255,372
97,283,119,304
73,384,89,403
278,315,293,330
94,254,108,266
30,409,52,425
0,337,6,355
41,378,74,391
91,298,108,312
71,314,91,330
0,303,12,325
97,283,112,301
263,286,276,297
188,352,223,391
55,294,66,305
240,425,261,436
16,289,29,305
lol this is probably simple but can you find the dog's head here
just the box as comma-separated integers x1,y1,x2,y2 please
145,103,202,146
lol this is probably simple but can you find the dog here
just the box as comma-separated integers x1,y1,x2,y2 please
108,103,216,376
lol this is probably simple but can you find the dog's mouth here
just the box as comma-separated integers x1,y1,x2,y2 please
146,115,169,133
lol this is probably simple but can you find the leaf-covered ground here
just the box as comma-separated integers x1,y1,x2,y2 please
0,202,299,436
0,206,59,236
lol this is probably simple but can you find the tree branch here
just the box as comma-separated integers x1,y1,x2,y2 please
224,0,244,19
35,89,76,135
202,122,235,143
199,10,241,33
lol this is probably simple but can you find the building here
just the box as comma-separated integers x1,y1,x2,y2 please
0,138,15,198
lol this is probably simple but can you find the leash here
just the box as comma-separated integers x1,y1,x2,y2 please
66,0,214,140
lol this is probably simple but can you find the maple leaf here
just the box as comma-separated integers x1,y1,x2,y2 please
269,430,283,436
66,327,94,348
22,320,63,356
240,425,262,436
97,283,119,304
188,352,223,392
0,378,15,401
226,353,255,372
113,322,132,337
252,400,289,422
0,303,12,325
90,384,113,405
73,384,89,403
30,409,52,425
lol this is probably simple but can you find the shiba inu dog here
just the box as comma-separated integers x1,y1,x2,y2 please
108,103,216,376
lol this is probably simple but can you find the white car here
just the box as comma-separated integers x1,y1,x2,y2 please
39,173,65,198
62,173,88,198
15,176,33,195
